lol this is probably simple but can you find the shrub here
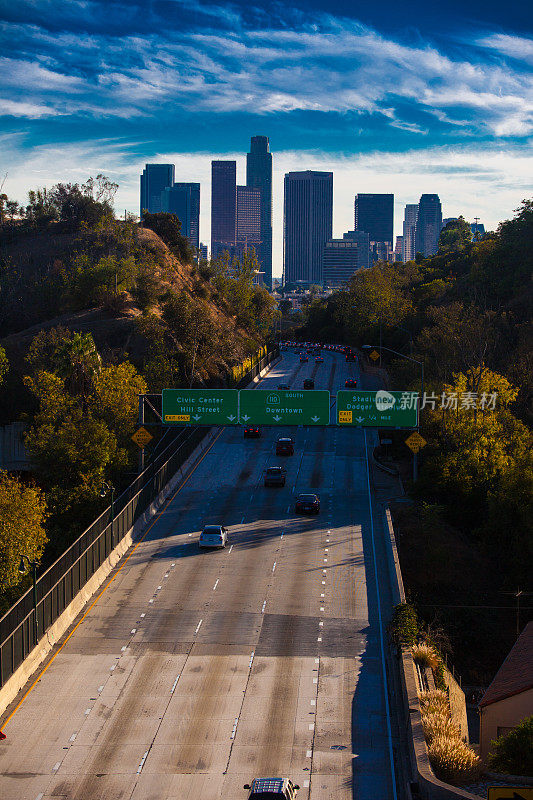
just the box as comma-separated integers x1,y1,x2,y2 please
433,658,447,691
389,602,419,646
132,269,160,311
193,281,209,299
412,643,439,670
422,712,460,744
419,689,449,716
487,715,533,777
428,735,481,783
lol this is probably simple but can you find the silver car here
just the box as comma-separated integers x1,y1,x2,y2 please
199,525,228,549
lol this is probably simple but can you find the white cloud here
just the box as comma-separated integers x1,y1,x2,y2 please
476,33,533,65
0,98,57,118
1,11,533,136
2,138,531,278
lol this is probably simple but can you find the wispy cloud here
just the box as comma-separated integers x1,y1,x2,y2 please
1,5,532,138
475,33,533,65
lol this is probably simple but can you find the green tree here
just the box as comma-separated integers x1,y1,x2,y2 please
438,216,472,254
416,303,498,384
343,264,414,345
92,362,147,443
55,332,101,408
142,212,196,264
0,472,47,589
488,716,533,776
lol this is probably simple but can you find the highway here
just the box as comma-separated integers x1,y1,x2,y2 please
0,349,404,800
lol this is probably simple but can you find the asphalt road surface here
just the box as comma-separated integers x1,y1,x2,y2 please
0,349,403,800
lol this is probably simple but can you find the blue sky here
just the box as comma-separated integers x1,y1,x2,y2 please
1,0,532,275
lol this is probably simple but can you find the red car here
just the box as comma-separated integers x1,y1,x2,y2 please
276,437,294,456
345,378,357,388
295,493,320,515
244,426,261,438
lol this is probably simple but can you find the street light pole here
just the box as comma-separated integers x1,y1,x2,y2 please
361,344,424,481
100,481,116,547
18,555,38,646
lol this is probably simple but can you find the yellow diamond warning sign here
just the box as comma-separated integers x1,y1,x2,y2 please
131,426,153,448
338,410,353,424
369,350,380,361
405,432,426,453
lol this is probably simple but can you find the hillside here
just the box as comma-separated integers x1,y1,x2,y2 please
0,219,274,423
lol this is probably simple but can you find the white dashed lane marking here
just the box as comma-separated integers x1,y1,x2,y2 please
137,750,149,774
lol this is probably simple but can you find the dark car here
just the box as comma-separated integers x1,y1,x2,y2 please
276,437,294,456
244,778,300,800
299,355,308,363
315,356,324,363
277,384,290,390
345,351,356,362
264,466,286,487
345,378,357,388
303,379,314,389
295,493,320,514
244,426,261,438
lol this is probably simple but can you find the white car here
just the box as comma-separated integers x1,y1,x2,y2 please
199,525,229,549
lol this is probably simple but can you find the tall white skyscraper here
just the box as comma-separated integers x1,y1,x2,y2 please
402,203,418,262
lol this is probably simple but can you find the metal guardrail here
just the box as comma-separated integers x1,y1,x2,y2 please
0,345,278,688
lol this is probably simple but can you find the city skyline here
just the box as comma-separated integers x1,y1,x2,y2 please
1,1,531,278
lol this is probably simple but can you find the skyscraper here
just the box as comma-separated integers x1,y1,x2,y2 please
161,182,200,249
246,136,273,290
140,164,175,216
343,231,370,269
237,186,261,248
402,203,418,262
283,171,333,286
354,194,394,260
211,161,237,260
415,194,443,257
323,239,360,289
394,236,404,260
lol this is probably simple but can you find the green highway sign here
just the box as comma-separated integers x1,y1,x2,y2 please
239,389,330,425
162,389,239,425
337,390,418,428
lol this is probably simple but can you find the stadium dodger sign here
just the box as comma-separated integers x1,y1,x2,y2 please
337,390,418,428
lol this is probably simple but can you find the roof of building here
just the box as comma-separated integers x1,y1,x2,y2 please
479,621,533,708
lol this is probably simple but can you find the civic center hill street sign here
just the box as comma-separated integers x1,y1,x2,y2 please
239,389,330,425
337,390,418,428
162,389,239,425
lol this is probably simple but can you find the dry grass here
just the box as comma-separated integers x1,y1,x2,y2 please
422,712,460,744
428,735,482,783
419,689,450,716
412,643,440,670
